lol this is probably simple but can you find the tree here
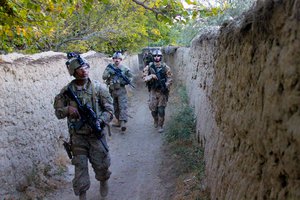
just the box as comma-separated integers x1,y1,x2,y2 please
1,0,204,54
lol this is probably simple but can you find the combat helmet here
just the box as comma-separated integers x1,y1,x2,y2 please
66,55,89,76
67,52,78,59
152,49,162,56
112,51,123,59
152,49,162,62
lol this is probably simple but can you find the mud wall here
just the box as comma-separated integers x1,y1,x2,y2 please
164,0,300,199
0,52,138,197
0,0,299,198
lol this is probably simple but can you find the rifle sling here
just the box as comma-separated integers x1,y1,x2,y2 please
91,81,99,116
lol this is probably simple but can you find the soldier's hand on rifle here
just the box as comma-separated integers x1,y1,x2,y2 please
109,69,115,75
144,74,157,81
95,119,105,132
68,106,80,119
151,74,158,80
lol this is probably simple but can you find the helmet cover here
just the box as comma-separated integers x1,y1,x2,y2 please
112,52,123,59
66,56,89,76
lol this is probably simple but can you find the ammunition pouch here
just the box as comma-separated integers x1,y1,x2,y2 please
109,83,125,90
69,122,92,135
110,83,121,90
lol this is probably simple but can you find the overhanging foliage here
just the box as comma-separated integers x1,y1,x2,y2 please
0,0,255,54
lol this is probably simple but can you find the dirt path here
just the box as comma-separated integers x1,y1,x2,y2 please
47,75,173,200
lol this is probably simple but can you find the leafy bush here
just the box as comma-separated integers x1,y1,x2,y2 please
164,85,205,176
165,86,195,142
164,85,207,199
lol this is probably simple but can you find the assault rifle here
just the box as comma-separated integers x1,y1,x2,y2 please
65,86,109,153
107,64,135,88
152,66,169,100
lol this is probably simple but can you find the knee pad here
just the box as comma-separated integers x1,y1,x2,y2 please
157,106,165,117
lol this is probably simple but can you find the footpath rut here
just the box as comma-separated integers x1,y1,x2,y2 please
47,76,171,200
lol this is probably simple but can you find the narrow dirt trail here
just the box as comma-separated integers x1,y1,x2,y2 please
47,74,172,200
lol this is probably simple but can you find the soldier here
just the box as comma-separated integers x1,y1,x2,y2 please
54,54,114,200
102,51,133,132
142,49,173,133
142,49,153,67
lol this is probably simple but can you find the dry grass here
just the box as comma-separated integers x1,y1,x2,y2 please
174,172,209,200
18,153,70,199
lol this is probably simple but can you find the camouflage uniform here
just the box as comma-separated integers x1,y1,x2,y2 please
143,52,153,67
143,61,172,130
54,79,113,196
102,62,133,124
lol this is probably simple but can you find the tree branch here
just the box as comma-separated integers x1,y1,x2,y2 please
55,29,119,51
131,0,164,17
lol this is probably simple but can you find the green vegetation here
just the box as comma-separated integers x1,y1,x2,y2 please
165,85,208,199
165,85,204,177
0,0,196,54
173,0,257,46
165,86,195,142
0,0,256,54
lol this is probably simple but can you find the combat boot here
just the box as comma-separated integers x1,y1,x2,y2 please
112,120,121,127
158,126,164,133
100,181,109,197
120,121,126,131
79,191,87,200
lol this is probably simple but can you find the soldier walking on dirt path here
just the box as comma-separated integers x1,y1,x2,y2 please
102,51,133,132
142,49,173,133
54,53,114,200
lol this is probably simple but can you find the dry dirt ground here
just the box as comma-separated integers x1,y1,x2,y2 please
46,74,175,200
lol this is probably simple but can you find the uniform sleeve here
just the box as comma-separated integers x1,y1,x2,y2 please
165,64,173,88
102,65,111,81
142,65,152,82
53,87,69,119
98,86,114,124
125,67,133,82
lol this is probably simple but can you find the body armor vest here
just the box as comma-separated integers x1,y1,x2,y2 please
148,63,167,90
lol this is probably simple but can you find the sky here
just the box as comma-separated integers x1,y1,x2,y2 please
181,0,218,8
